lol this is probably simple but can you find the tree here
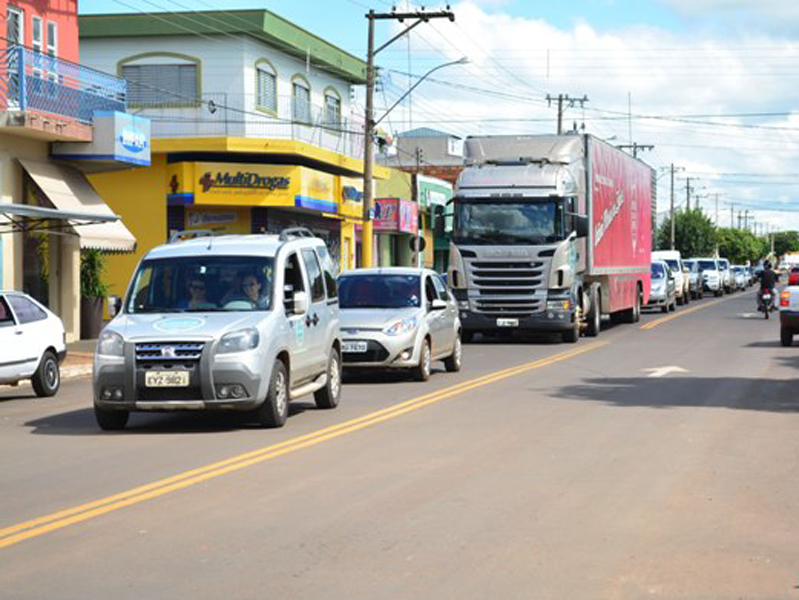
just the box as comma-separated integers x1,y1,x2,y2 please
715,228,769,264
772,231,799,258
657,208,716,257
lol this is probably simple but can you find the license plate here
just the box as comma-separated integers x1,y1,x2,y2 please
145,371,190,387
497,318,519,327
342,341,368,353
763,294,772,300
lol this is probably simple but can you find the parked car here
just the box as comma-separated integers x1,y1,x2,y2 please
717,258,734,293
93,229,342,431
682,259,704,300
337,267,462,381
779,285,799,345
788,267,799,286
652,250,690,305
0,291,66,396
732,266,748,290
647,261,677,313
696,258,723,296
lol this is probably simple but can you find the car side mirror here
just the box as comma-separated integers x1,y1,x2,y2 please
292,291,309,315
430,298,447,311
107,295,122,318
572,214,589,238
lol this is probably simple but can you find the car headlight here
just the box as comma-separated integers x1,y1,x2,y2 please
457,300,469,310
97,330,124,357
383,317,418,336
219,328,260,354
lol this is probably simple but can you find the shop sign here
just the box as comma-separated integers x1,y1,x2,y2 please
338,176,366,220
51,111,151,167
374,198,418,234
198,171,291,193
184,207,251,235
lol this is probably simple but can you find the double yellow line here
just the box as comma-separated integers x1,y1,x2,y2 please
0,340,608,550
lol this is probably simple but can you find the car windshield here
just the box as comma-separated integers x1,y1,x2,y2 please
338,274,421,309
127,256,274,313
651,263,666,278
664,259,680,270
453,198,565,245
698,260,717,271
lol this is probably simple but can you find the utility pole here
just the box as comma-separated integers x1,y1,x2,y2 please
685,177,693,211
730,203,734,228
743,210,750,231
712,193,720,229
737,211,742,230
617,142,654,159
668,164,684,250
546,94,588,134
362,7,455,269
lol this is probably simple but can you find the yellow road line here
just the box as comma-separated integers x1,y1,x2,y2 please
639,294,741,330
0,340,609,550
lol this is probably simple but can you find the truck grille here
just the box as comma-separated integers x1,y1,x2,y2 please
466,258,548,316
135,342,205,364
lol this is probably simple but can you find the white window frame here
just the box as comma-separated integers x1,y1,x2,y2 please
31,16,42,53
46,21,57,57
324,91,341,128
255,62,277,114
7,6,24,45
292,78,311,125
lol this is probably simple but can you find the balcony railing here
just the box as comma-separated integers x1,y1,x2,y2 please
135,93,366,159
0,46,126,124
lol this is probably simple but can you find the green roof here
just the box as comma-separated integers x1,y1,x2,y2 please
79,10,367,84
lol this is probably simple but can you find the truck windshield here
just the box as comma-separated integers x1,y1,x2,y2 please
127,256,274,313
453,198,564,245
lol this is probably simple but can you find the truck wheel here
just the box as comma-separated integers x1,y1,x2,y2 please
563,307,580,343
94,406,129,431
585,287,601,337
31,351,60,398
256,360,289,428
413,339,432,381
314,349,341,409
781,328,793,347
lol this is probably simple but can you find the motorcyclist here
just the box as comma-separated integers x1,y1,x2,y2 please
758,261,778,310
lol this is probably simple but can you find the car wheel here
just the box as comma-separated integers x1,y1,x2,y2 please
661,304,669,313
314,349,341,409
94,405,129,431
781,328,793,347
413,339,432,381
32,350,60,398
256,359,289,428
670,299,677,312
444,335,463,372
461,331,474,343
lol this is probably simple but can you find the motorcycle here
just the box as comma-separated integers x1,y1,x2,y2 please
759,288,775,319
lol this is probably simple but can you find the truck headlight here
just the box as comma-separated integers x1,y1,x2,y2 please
383,317,418,336
219,328,260,354
457,300,469,310
546,299,570,311
97,330,124,357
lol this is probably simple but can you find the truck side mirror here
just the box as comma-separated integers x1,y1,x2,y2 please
433,205,446,238
573,214,589,238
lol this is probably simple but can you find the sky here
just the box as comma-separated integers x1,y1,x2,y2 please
80,0,799,233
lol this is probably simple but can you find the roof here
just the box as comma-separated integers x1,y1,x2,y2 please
79,10,367,84
145,234,321,259
397,127,461,140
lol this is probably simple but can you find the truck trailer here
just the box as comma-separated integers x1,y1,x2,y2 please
448,134,655,343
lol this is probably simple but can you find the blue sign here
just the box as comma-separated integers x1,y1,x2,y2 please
51,111,151,167
118,126,148,154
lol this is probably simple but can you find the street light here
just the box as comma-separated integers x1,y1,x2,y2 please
374,57,469,127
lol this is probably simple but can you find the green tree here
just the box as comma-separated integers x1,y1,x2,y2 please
657,208,716,257
715,227,768,264
772,231,799,258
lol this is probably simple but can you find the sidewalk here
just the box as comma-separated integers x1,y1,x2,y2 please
61,339,96,380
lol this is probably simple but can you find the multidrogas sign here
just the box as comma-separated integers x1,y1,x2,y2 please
199,171,291,193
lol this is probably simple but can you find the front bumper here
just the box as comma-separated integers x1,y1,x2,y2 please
646,290,670,307
341,330,423,369
93,340,267,412
459,308,576,333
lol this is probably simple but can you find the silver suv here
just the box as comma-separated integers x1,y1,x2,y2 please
93,229,342,430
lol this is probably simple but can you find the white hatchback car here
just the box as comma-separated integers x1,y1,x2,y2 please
0,291,66,396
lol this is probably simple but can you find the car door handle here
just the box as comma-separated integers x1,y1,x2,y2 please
14,330,23,335
312,314,319,326
305,315,312,327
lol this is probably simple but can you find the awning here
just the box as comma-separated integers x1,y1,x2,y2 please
6,159,137,252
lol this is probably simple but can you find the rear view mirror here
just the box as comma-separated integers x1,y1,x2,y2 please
430,298,447,311
292,291,309,315
572,214,589,238
107,295,122,318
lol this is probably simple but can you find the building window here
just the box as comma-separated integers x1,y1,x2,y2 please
46,22,57,57
256,61,277,113
324,89,341,129
7,7,24,46
122,63,199,106
292,77,311,124
32,17,42,53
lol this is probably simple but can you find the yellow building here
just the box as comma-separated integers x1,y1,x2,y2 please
89,137,389,299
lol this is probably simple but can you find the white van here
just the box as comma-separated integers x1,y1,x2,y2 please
652,250,690,306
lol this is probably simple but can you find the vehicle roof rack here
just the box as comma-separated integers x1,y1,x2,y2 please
169,230,215,244
279,227,316,241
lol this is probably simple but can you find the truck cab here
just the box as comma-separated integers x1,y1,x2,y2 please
93,229,342,430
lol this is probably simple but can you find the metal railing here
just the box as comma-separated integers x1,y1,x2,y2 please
136,93,366,159
0,46,126,124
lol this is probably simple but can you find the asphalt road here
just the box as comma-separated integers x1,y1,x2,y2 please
2,290,799,599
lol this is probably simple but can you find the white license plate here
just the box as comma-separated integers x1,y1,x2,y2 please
497,318,519,327
763,294,772,300
145,371,190,388
342,341,368,353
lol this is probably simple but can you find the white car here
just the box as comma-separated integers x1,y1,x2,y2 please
652,250,690,306
0,291,66,396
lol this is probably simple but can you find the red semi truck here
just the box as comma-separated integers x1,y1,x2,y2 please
448,134,655,342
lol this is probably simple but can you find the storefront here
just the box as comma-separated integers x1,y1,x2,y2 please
373,197,418,267
417,175,453,273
